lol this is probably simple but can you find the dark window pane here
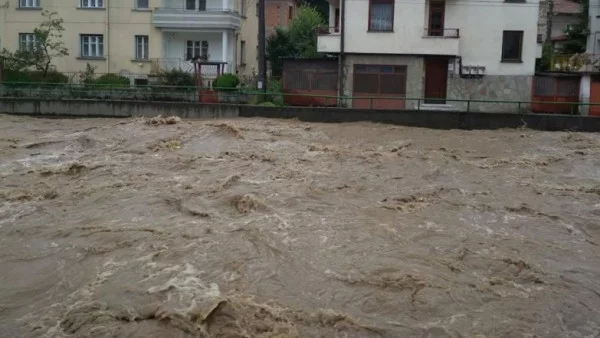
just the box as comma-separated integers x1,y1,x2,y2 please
502,31,523,61
380,74,406,94
354,73,379,93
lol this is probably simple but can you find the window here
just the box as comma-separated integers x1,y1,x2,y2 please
288,5,293,20
501,30,523,62
186,0,206,11
240,40,246,64
19,33,38,51
134,78,149,86
240,0,245,15
81,35,104,57
135,35,149,60
369,0,394,32
19,0,40,8
136,0,149,9
81,0,103,8
186,40,209,60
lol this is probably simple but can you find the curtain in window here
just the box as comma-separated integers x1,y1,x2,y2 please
370,2,393,31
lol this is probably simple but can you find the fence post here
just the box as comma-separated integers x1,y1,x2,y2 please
370,97,373,109
417,99,421,111
517,102,521,114
466,100,471,113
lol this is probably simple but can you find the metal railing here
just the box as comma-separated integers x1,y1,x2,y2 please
150,58,196,74
422,28,460,38
316,26,340,35
551,53,600,72
153,5,239,13
0,81,597,115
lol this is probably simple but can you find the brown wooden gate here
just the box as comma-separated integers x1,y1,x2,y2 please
352,64,407,109
590,76,600,116
424,58,448,104
531,74,580,114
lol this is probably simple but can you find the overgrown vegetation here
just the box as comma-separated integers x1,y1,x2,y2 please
0,10,68,76
536,43,554,72
158,69,195,87
266,6,324,76
212,73,240,91
559,0,589,54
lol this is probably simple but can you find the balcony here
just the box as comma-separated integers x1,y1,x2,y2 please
152,8,241,30
318,27,460,55
420,28,460,55
550,54,600,72
317,27,340,53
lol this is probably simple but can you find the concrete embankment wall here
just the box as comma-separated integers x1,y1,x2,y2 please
1,98,600,132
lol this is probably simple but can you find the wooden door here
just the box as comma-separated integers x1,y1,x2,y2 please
428,1,445,36
424,58,448,104
590,76,600,116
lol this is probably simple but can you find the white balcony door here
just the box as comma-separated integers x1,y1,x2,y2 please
185,0,206,10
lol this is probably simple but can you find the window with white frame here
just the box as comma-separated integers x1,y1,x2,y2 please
81,35,104,57
186,40,209,60
81,0,103,8
135,35,149,60
19,33,38,51
186,0,207,11
136,0,149,9
19,0,40,8
240,40,246,65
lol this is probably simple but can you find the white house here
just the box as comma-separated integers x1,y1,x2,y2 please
318,0,542,111
579,0,600,115
153,0,241,80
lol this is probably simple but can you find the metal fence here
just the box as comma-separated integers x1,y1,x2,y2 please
1,81,597,115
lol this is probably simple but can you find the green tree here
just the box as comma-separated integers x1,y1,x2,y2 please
266,28,297,77
266,6,324,76
300,0,329,28
0,10,68,76
536,43,554,71
288,6,324,58
559,0,589,54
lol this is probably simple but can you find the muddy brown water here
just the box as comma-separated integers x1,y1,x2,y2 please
0,114,599,338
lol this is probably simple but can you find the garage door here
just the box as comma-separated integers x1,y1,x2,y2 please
352,64,407,109
590,76,600,116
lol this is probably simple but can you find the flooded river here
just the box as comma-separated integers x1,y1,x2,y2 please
1,114,599,338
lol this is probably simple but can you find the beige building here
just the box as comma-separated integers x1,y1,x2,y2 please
0,0,259,82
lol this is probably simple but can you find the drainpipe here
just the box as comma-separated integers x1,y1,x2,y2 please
337,0,345,107
105,0,110,73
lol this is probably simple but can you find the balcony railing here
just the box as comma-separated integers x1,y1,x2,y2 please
152,7,241,29
423,28,460,38
551,53,600,72
317,26,340,35
150,58,196,74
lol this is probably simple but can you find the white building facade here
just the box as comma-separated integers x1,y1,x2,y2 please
318,0,542,111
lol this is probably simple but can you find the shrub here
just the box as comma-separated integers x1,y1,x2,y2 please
267,80,284,106
2,69,68,88
31,71,69,84
158,69,195,88
92,73,130,87
212,73,240,91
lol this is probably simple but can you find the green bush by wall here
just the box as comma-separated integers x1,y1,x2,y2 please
213,73,240,91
